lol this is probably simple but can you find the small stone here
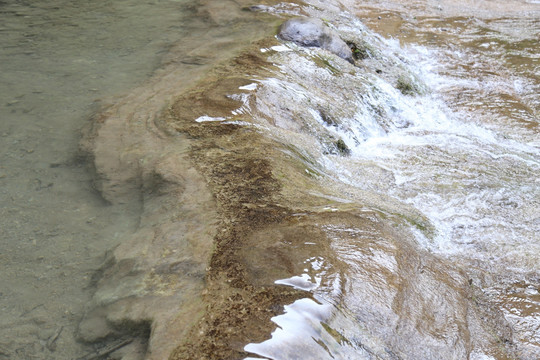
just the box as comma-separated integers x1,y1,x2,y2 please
278,18,354,63
336,139,351,155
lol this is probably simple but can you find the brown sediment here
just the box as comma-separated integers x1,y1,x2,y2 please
76,28,289,360
167,47,308,359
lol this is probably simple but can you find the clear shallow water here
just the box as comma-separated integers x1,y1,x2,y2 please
0,0,278,358
0,1,191,357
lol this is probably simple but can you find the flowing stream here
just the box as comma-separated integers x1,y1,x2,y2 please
1,0,538,359
236,1,539,359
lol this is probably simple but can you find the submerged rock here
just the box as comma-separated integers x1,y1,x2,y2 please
335,139,351,155
278,18,354,63
396,75,423,96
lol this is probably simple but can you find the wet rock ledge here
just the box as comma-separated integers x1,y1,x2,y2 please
79,17,519,360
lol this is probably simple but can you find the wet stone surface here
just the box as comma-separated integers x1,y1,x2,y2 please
278,17,354,63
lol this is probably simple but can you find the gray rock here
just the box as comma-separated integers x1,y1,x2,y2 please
244,5,269,12
278,18,354,63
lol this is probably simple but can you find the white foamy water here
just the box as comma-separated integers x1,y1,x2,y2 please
340,44,540,273
244,298,336,359
242,1,540,358
342,63,540,271
252,7,540,274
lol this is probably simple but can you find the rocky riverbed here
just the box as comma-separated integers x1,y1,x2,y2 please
80,1,539,358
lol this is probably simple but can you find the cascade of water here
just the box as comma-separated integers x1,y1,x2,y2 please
237,2,539,358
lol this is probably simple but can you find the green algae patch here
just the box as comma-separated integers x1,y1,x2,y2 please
335,139,351,155
321,322,352,346
346,40,375,60
396,75,424,96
